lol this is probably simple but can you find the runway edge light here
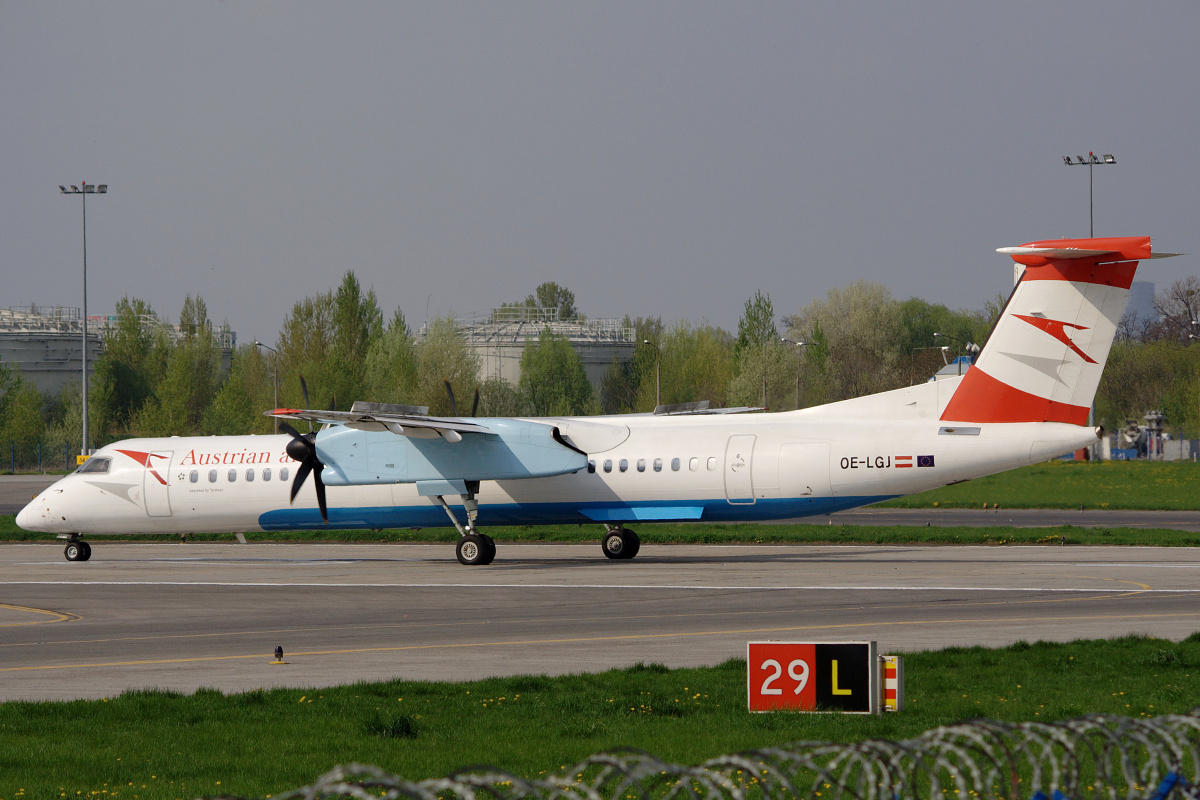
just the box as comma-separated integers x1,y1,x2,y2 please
882,654,904,712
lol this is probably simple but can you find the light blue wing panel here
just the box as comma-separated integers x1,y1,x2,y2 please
315,418,587,486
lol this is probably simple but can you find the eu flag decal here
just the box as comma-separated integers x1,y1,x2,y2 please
917,455,935,467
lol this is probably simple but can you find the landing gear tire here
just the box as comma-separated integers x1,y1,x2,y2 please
478,534,496,565
602,529,640,560
64,541,91,562
457,533,495,566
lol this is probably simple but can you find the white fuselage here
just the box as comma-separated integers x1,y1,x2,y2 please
16,378,1097,536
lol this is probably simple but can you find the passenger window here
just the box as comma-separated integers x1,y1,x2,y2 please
208,469,218,483
653,458,663,472
189,470,198,483
637,459,646,473
603,459,612,473
263,467,272,481
707,457,717,471
587,460,596,474
619,459,628,473
671,458,681,471
689,457,699,472
228,469,237,483
246,468,255,482
280,467,289,481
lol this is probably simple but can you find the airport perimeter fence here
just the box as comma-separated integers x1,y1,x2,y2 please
2,440,75,473
261,712,1200,800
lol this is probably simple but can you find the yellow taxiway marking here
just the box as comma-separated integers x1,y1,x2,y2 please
4,609,1200,672
0,603,79,627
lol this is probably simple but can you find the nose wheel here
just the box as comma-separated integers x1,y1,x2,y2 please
64,540,92,562
602,527,640,560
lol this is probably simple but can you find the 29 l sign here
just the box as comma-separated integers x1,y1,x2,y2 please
747,641,879,714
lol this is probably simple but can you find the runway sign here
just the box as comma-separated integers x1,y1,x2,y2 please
747,641,879,714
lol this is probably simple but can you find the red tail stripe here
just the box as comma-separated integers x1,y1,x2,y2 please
941,367,1088,425
1020,259,1138,290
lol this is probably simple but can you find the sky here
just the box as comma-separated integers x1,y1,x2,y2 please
4,3,1198,347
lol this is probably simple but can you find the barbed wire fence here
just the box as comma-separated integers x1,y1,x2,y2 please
257,712,1200,800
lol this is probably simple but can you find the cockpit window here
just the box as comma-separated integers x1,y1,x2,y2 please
76,457,111,475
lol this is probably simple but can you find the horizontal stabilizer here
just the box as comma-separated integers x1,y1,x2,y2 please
996,246,1115,259
997,246,1184,260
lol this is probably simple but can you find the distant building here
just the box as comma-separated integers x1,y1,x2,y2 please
429,307,636,392
1122,281,1158,329
0,304,236,395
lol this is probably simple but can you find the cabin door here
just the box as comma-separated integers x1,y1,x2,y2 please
143,450,174,517
724,435,756,504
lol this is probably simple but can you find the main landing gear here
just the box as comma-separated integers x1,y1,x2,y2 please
433,482,496,566
602,525,640,560
62,536,91,562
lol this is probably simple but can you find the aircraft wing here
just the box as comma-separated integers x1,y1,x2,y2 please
267,406,491,442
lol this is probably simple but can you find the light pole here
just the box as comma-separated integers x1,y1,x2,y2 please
59,182,108,457
1062,152,1115,237
253,341,280,433
642,339,661,409
781,338,811,409
932,332,979,376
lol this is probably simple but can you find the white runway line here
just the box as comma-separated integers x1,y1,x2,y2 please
1,580,1198,592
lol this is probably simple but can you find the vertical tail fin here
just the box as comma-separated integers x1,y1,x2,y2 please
941,236,1160,425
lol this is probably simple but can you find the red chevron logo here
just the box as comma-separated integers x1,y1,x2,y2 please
1013,315,1096,364
116,449,169,485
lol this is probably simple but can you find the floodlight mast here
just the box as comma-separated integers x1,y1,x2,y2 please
1062,152,1115,237
58,182,109,457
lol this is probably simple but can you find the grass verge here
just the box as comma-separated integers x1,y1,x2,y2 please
1,634,1198,799
877,459,1200,509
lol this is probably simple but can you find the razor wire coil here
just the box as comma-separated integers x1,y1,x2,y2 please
263,712,1200,800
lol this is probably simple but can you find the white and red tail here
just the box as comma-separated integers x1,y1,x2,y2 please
941,236,1168,425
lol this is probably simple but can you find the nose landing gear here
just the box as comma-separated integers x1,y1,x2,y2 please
63,538,92,562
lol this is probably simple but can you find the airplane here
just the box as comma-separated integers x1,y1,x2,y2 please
16,235,1177,565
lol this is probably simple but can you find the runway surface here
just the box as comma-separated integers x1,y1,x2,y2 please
2,540,1199,701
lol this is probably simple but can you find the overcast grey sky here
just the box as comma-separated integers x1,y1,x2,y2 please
4,3,1198,345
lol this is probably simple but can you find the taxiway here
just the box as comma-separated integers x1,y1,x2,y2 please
2,541,1198,701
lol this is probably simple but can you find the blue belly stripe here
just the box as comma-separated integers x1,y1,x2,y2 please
256,496,896,531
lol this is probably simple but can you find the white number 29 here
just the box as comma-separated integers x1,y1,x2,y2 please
760,658,810,695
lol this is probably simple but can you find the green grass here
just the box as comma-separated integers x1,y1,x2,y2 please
879,459,1200,509
1,634,1198,799
5,513,1200,547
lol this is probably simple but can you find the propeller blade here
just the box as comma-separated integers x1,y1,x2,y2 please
471,387,480,417
299,375,313,433
290,459,313,504
279,421,303,440
313,464,328,523
444,380,458,416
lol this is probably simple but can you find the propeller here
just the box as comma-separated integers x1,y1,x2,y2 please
299,376,313,433
444,380,480,417
280,420,327,523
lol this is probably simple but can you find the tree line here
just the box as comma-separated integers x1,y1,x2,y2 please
3,273,1199,468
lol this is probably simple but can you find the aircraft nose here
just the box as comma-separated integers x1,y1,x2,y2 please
15,494,52,532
